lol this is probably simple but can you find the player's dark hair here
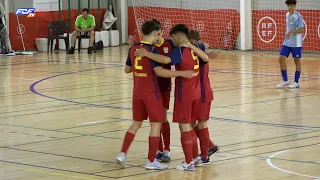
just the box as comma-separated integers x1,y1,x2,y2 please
188,30,200,41
285,0,297,5
170,24,189,36
150,19,162,29
82,8,89,13
141,20,161,35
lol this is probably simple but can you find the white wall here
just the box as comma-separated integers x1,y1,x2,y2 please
7,0,33,13
33,0,61,12
61,0,109,11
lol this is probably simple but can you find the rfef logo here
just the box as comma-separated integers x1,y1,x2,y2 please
164,19,171,30
15,8,35,17
257,16,277,43
197,21,205,32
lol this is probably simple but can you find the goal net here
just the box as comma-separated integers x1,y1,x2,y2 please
129,0,320,56
129,0,240,51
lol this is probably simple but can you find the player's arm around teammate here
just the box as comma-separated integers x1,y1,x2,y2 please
135,42,208,64
180,43,209,62
116,20,193,170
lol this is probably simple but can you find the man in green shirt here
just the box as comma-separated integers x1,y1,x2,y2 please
68,8,95,54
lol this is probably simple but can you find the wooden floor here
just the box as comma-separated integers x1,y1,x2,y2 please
0,46,319,180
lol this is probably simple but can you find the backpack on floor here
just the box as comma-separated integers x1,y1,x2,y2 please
94,40,104,50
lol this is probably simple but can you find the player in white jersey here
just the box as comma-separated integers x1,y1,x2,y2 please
277,0,304,89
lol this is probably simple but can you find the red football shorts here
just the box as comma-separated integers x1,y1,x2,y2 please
173,99,200,123
132,98,165,122
197,101,212,121
161,91,171,109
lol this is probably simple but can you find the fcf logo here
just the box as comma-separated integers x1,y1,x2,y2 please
15,8,35,15
257,16,277,43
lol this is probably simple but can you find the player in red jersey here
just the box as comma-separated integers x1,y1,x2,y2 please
188,30,220,166
116,20,193,170
135,24,209,171
154,37,174,162
129,20,174,162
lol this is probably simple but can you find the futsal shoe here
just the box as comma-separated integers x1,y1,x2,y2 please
155,151,163,160
276,81,291,88
116,152,127,168
161,150,171,162
145,159,168,170
208,145,220,157
288,82,300,89
176,161,195,171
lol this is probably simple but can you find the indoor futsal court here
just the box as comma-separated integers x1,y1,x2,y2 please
1,0,320,179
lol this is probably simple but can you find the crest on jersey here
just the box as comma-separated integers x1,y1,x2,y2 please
290,20,294,25
163,47,169,54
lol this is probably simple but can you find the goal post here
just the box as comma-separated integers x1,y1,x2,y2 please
240,0,252,50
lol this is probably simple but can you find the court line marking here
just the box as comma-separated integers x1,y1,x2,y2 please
0,159,113,179
0,163,99,180
50,59,125,66
0,146,136,167
0,60,278,96
224,134,320,153
2,82,33,86
3,61,316,177
1,128,319,177
77,120,108,125
29,67,320,130
2,136,82,148
114,143,320,179
0,91,132,109
0,76,36,81
0,122,316,149
0,129,57,139
5,52,320,179
41,59,320,80
266,149,320,179
211,117,319,130
226,151,319,165
210,69,320,79
1,58,318,97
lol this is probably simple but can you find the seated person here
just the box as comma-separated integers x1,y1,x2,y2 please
68,8,95,54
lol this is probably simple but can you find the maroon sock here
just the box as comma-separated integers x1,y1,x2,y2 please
148,136,160,162
180,131,193,164
158,133,164,152
121,132,135,154
190,129,199,159
162,121,171,151
199,128,209,158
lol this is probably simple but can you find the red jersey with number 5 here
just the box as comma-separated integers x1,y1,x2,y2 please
168,47,201,102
